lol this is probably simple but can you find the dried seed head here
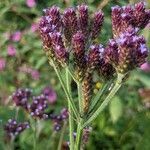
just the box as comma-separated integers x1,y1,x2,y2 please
82,74,93,113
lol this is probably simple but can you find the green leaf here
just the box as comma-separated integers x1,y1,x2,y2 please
109,96,123,123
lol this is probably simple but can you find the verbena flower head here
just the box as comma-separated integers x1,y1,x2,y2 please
112,1,150,38
12,88,50,119
49,108,68,132
105,28,148,74
12,88,32,110
42,86,57,104
4,119,29,140
39,4,105,80
29,94,49,119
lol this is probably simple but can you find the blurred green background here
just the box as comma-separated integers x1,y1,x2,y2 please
0,0,150,149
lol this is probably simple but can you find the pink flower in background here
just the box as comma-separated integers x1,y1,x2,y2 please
0,58,6,71
10,31,21,42
31,70,40,80
7,45,16,56
31,23,38,32
26,0,36,8
42,86,57,104
140,62,150,72
19,65,40,80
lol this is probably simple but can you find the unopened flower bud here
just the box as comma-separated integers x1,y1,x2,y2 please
72,31,86,81
77,4,89,37
91,11,104,40
63,7,78,43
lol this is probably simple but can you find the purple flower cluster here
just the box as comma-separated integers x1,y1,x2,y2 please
42,86,57,104
29,94,48,119
49,108,68,131
105,28,148,73
112,2,150,38
39,4,105,79
39,2,149,113
4,119,30,139
12,88,32,110
12,88,57,119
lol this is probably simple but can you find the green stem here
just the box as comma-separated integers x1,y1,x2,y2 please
82,73,124,128
57,122,67,150
51,61,78,119
66,69,74,150
34,119,37,150
10,137,14,150
88,80,113,115
75,119,84,150
15,107,19,120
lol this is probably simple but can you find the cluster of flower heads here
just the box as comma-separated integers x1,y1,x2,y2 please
11,88,53,119
4,119,30,140
39,2,149,113
49,108,68,131
39,4,107,80
111,2,150,38
105,2,150,74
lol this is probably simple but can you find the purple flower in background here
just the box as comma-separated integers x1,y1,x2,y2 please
31,23,38,32
0,58,6,71
7,45,16,56
140,62,150,72
4,119,30,140
12,88,32,109
31,70,40,80
26,0,36,8
29,94,48,119
42,86,57,104
10,31,21,42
